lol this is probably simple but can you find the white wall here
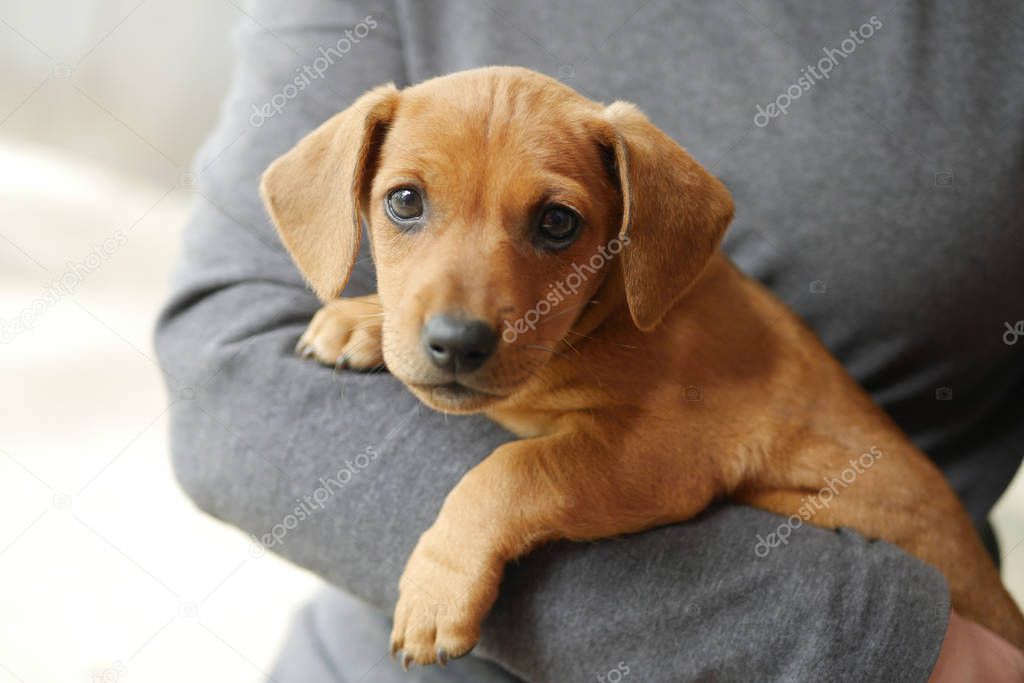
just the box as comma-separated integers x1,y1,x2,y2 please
0,0,237,183
1,3,321,682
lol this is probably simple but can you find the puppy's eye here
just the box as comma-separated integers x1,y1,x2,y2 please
386,188,423,222
537,205,580,247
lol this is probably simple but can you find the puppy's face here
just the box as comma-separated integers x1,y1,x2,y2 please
263,67,734,415
367,77,621,412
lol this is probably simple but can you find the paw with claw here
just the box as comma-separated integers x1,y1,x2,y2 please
390,529,503,669
295,294,384,371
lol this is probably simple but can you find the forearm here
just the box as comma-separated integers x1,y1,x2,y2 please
157,279,950,681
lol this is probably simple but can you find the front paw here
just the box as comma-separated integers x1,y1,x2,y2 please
390,534,503,669
295,294,384,371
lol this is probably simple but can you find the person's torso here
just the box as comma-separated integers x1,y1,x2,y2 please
392,0,1024,535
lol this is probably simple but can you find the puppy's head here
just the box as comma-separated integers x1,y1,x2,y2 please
262,67,733,413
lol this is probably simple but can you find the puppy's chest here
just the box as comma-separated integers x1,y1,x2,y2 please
488,408,561,439
487,348,684,439
487,381,614,437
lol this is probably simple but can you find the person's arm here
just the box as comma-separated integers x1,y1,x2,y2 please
155,1,951,680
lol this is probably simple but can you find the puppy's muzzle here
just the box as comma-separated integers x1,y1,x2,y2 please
421,314,498,374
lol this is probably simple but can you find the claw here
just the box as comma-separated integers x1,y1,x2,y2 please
299,344,315,360
334,353,350,371
437,646,448,667
401,651,414,671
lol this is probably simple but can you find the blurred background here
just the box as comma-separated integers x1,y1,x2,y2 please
1,1,1023,681
0,2,321,681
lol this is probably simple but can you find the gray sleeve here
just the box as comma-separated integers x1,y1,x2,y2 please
154,1,951,680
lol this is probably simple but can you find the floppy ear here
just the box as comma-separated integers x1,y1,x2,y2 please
599,101,734,331
260,83,399,301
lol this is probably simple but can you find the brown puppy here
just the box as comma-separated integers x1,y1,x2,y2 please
261,66,1024,667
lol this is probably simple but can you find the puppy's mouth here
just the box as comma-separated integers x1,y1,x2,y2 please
408,380,506,412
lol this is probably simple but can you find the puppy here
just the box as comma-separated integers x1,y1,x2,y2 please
261,66,1024,667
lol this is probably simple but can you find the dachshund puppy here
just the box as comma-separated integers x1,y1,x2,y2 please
261,66,1024,667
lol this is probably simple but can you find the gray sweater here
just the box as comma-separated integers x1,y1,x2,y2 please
155,1,1024,680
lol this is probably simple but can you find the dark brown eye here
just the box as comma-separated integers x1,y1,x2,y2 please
386,187,423,222
537,205,580,247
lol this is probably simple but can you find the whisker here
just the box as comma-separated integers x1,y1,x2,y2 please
539,300,592,324
523,343,572,361
513,358,562,395
565,330,639,350
560,336,583,358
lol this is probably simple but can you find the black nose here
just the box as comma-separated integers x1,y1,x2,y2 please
421,314,498,374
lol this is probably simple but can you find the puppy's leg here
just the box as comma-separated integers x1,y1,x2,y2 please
737,440,1024,650
296,294,384,371
390,429,717,667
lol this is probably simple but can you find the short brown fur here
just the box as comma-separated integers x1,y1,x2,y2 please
261,66,1024,666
